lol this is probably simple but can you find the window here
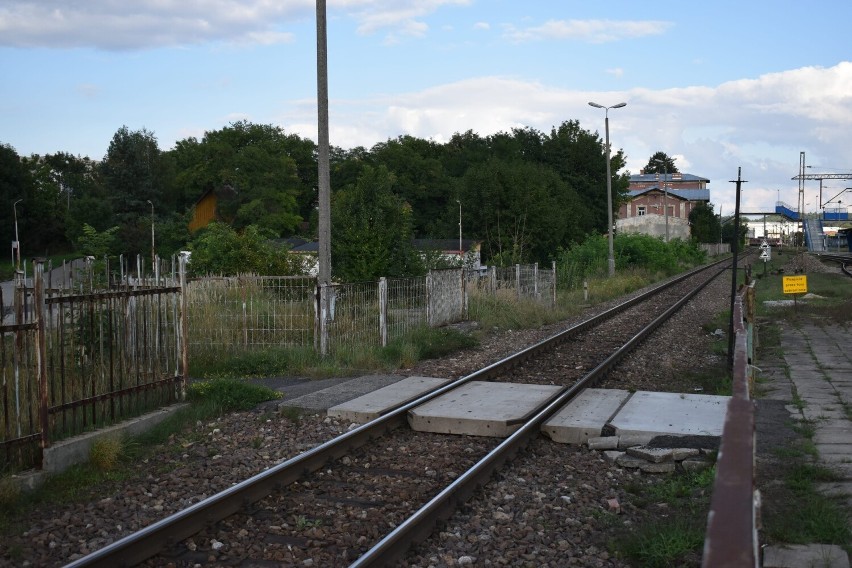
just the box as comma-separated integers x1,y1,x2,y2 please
638,206,646,216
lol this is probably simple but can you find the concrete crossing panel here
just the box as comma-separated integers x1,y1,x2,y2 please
542,388,632,444
608,391,730,444
408,381,563,437
327,376,451,423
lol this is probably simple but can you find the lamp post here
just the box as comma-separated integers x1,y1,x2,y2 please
654,158,670,242
12,199,22,272
589,101,626,277
457,200,463,261
146,200,155,265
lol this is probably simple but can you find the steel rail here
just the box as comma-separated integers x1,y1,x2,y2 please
813,253,852,277
350,259,727,566
64,259,727,568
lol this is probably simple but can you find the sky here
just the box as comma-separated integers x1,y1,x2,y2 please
2,0,852,223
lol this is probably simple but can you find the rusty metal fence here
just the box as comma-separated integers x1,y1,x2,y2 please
1,257,187,472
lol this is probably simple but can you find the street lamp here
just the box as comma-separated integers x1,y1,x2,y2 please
654,158,672,242
146,200,155,265
12,199,22,271
456,200,463,261
589,101,627,277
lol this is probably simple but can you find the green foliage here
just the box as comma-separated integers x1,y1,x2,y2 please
387,327,478,360
188,222,307,276
688,201,721,243
555,233,706,288
331,164,423,281
187,378,282,411
617,519,705,567
171,121,307,237
643,151,680,174
190,346,319,379
77,224,119,258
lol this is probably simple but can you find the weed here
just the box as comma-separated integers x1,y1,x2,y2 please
279,406,302,423
615,518,705,568
295,515,322,530
89,435,136,471
188,378,282,412
0,475,21,509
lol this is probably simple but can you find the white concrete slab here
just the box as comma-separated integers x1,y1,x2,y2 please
327,376,450,423
607,391,730,444
542,388,632,444
408,381,563,437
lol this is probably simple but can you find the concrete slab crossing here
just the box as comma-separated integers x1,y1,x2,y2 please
408,381,563,437
327,376,451,423
541,388,631,444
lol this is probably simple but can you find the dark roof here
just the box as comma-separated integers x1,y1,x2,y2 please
413,239,478,252
284,239,480,254
629,173,710,183
627,187,710,201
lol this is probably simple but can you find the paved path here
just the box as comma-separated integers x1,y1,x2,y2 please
762,321,851,568
1,258,86,325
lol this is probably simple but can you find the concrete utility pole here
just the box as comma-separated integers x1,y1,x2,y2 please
316,0,331,286
588,101,627,277
728,168,747,369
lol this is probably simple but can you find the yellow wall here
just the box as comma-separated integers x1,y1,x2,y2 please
189,192,217,232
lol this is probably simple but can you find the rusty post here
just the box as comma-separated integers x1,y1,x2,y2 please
178,253,189,400
33,258,50,458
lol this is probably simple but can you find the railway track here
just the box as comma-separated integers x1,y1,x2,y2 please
64,258,735,568
813,252,852,277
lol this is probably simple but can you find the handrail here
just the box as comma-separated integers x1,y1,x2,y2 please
702,284,758,567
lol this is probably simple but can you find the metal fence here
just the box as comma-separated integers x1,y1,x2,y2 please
186,265,556,356
464,263,557,307
1,258,187,472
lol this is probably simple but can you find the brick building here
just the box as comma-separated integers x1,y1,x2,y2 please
616,172,711,240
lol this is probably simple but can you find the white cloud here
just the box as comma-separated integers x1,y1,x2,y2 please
0,0,473,50
503,19,673,44
606,68,624,78
473,22,490,31
0,0,307,49
278,62,852,215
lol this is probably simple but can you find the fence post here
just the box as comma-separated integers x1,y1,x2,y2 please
426,271,433,327
489,266,496,295
461,268,467,320
515,264,521,300
533,263,539,298
379,277,388,347
552,260,557,306
178,253,189,400
317,282,331,356
33,258,50,457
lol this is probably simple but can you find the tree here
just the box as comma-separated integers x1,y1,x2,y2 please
461,158,582,265
369,135,455,237
100,126,171,255
188,222,306,276
331,165,421,281
0,144,33,259
170,121,306,238
688,202,721,243
643,152,679,174
541,120,627,238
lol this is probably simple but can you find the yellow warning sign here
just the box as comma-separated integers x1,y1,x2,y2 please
783,275,808,294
